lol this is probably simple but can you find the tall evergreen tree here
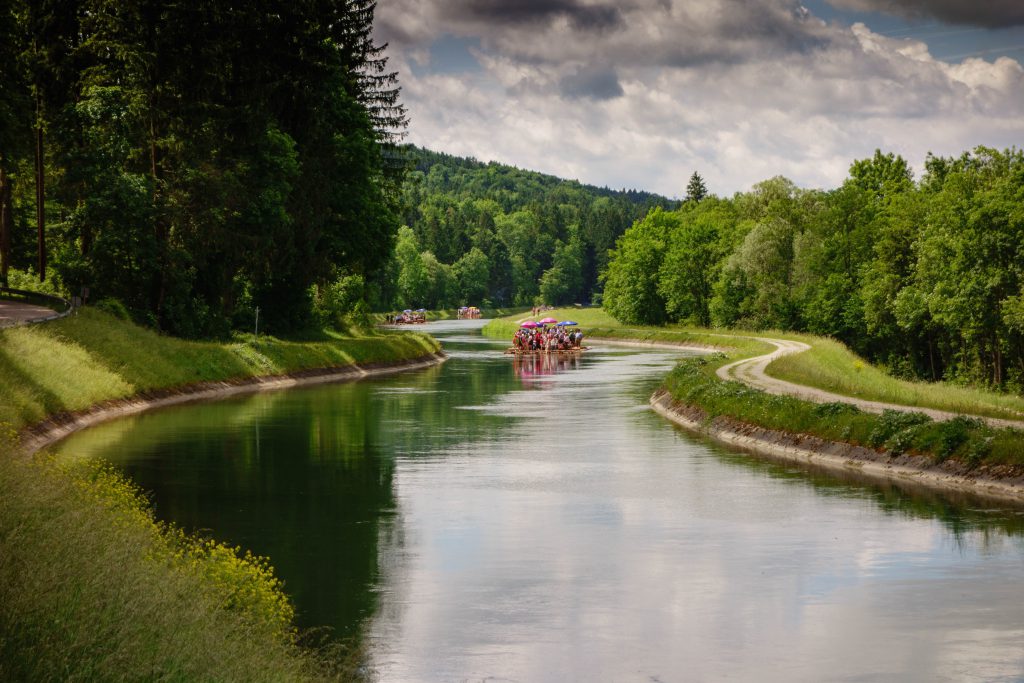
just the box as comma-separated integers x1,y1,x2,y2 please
685,171,707,203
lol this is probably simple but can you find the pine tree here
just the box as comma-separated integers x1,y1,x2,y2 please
685,171,707,203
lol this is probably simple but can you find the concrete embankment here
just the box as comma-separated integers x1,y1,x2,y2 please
650,389,1024,504
21,351,447,455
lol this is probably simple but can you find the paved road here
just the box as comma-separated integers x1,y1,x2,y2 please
716,336,1024,430
0,299,64,327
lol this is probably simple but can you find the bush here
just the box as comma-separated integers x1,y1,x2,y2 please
932,416,983,461
93,298,131,321
813,402,862,418
0,455,327,680
868,410,932,449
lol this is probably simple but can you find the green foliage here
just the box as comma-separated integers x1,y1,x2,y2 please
0,452,344,681
379,145,676,310
601,145,1024,391
662,356,1023,467
867,410,931,449
685,172,708,203
453,246,490,305
7,0,404,337
93,297,130,321
539,237,584,305
601,208,678,325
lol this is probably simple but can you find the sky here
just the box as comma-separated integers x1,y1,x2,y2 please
373,0,1024,198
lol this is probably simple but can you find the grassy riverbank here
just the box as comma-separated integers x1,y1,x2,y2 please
483,308,1024,469
1,308,441,680
1,307,439,431
768,338,1024,422
0,453,353,680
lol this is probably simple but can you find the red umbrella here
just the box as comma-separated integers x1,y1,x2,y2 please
520,321,540,328
539,317,558,324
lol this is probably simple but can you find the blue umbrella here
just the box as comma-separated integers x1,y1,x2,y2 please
403,309,412,313
416,308,426,312
561,320,579,326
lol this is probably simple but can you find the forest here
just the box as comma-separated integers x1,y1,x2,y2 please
3,3,1021,392
0,0,403,336
602,148,1024,389
370,146,675,310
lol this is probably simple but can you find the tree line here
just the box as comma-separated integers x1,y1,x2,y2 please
603,148,1024,389
372,146,675,310
0,0,403,336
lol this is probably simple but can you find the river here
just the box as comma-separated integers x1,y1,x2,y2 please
49,320,1024,681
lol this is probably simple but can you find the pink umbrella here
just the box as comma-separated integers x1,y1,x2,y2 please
540,317,558,324
520,321,540,328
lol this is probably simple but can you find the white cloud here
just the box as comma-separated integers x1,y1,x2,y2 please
376,0,1024,196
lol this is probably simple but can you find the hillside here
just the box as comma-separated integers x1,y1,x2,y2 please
369,145,677,310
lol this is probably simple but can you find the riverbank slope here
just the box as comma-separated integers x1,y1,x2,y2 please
1,308,444,680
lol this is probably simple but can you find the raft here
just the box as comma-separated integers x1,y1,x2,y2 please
504,346,588,356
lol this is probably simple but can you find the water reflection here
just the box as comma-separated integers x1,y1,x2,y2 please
512,352,582,388
48,320,1024,682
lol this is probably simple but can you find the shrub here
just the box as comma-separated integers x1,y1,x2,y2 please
868,410,932,449
93,298,131,321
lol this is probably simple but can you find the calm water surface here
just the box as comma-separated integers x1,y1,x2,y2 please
51,320,1024,682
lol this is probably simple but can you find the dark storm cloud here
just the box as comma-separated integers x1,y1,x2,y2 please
560,67,625,100
826,0,1024,27
446,0,623,32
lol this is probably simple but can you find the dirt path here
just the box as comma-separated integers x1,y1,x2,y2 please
716,336,1024,430
0,298,65,327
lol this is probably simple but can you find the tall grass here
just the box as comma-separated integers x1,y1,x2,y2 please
767,337,1024,421
0,450,357,680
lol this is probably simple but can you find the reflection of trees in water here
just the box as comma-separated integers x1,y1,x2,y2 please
708,445,1024,542
69,384,400,649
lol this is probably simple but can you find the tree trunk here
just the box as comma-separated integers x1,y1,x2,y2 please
928,334,937,381
35,123,46,281
994,337,1003,386
0,161,11,289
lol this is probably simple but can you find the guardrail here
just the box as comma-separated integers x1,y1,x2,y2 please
0,287,74,328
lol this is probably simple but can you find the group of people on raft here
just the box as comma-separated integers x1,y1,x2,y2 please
388,309,426,324
511,325,584,353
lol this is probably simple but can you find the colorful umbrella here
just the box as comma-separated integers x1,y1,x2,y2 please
560,320,579,326
520,321,539,328
540,317,558,324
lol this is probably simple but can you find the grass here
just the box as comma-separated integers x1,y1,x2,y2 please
0,452,359,681
0,306,441,680
663,355,1024,467
767,337,1024,422
484,308,1024,468
0,307,440,431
